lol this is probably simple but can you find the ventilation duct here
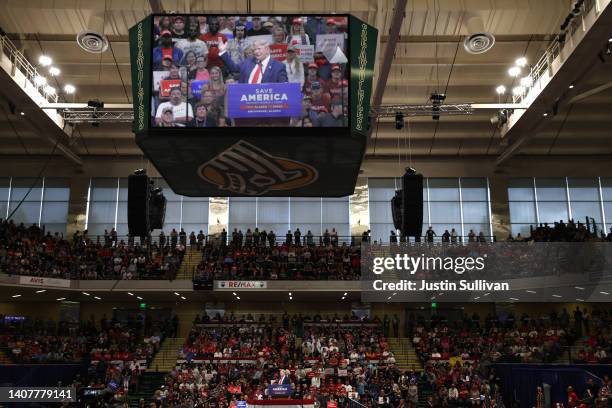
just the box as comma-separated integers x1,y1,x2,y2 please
77,13,109,54
463,14,495,54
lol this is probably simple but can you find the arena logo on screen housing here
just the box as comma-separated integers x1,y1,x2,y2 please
198,141,318,195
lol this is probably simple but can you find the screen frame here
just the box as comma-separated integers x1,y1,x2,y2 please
149,13,352,132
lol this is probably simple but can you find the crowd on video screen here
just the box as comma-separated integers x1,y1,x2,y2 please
151,15,350,128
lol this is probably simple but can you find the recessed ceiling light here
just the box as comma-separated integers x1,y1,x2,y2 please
483,292,490,297
508,66,521,77
509,297,519,301
387,296,392,300
56,297,66,301
343,292,347,296
552,294,562,298
19,111,25,116
180,296,186,300
526,290,537,294
82,292,90,296
136,296,143,300
568,84,574,89
35,290,46,293
543,113,548,117
515,57,527,67
11,294,21,298
289,292,292,296
574,286,585,290
94,296,101,300
600,291,609,295
576,298,584,302
174,292,180,296
474,296,480,300
127,292,134,296
236,296,240,300
232,292,237,296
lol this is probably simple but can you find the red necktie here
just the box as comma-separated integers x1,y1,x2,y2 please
251,63,262,84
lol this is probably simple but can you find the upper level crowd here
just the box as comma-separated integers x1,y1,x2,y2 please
1,218,611,282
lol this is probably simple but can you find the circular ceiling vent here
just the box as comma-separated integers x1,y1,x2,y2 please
76,30,109,54
463,32,495,54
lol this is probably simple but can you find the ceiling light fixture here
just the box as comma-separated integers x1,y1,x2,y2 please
495,85,506,95
600,291,609,295
49,67,61,76
82,292,90,296
552,294,562,298
94,296,101,300
236,296,241,300
19,111,25,116
174,292,180,296
509,297,519,301
543,113,548,117
38,55,53,66
127,292,134,296
56,297,66,301
35,290,46,293
574,286,585,290
568,84,574,89
11,294,21,298
526,290,537,294
180,296,186,300
515,57,528,67
136,296,143,300
64,84,76,94
508,66,521,77
576,298,585,302
232,292,237,296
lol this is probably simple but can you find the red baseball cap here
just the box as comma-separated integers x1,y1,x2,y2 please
292,18,302,25
331,64,341,71
326,18,336,25
160,29,172,36
307,63,318,69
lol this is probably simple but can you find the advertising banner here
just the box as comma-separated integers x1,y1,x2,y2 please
226,83,302,119
129,15,153,133
349,16,378,136
216,280,268,289
18,276,71,288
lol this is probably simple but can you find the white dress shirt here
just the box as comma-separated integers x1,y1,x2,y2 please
248,55,271,84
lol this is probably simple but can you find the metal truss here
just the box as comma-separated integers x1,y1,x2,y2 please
370,103,474,117
61,109,134,123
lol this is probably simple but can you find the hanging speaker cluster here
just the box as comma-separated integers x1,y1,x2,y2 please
390,168,424,238
128,170,167,237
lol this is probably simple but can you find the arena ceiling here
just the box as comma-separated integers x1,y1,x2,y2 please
0,0,611,162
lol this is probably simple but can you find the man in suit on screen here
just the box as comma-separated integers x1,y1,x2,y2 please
218,38,288,83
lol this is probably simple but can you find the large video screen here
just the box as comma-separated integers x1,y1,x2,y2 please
151,15,349,128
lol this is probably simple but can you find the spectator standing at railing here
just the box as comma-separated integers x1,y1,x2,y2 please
197,230,205,248
170,229,178,248
468,229,476,242
294,228,301,246
323,229,331,246
111,228,118,246
286,230,293,245
260,230,267,247
245,228,253,247
331,228,338,246
390,230,397,243
306,230,314,246
442,230,450,243
478,231,486,242
189,231,196,247
253,227,260,246
426,226,436,243
268,230,275,247
179,228,187,247
450,228,458,243
159,231,166,247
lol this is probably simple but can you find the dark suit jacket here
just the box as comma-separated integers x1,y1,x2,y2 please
220,52,288,83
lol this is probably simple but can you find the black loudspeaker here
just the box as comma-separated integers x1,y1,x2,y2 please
401,170,423,237
128,174,150,236
149,192,167,230
391,191,402,230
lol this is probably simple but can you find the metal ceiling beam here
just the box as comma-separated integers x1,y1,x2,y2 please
369,0,408,128
568,80,612,104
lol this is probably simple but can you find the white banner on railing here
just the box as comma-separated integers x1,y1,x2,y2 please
216,281,267,289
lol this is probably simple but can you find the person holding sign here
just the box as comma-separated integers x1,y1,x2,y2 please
218,38,288,84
